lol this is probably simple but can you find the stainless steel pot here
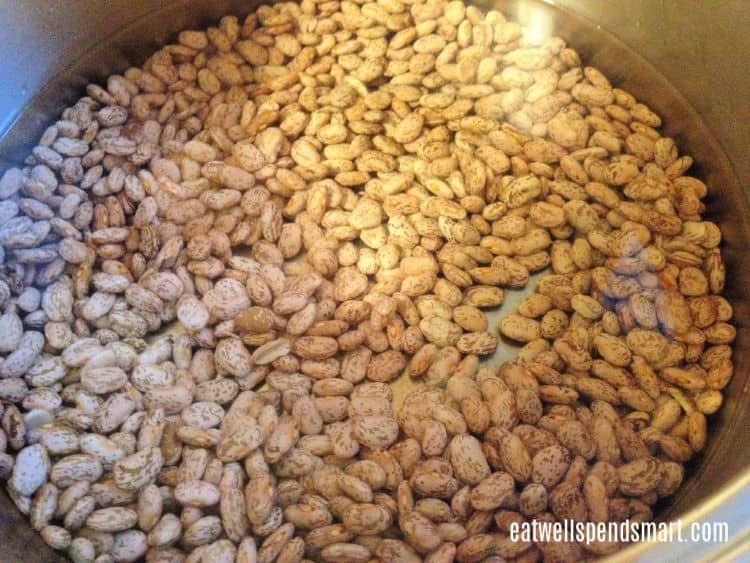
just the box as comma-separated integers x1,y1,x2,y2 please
0,1,748,561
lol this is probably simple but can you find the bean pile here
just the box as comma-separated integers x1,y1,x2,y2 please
0,0,736,561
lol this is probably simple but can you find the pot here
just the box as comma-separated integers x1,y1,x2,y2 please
0,1,748,561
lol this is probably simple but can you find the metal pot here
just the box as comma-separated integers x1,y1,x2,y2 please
0,1,748,561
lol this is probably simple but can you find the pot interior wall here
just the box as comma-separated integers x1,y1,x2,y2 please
0,1,748,560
